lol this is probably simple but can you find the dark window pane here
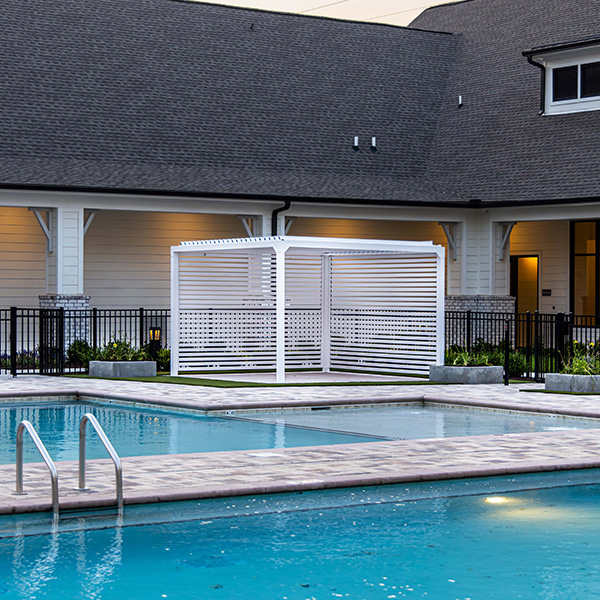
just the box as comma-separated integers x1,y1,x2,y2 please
574,221,596,254
574,255,596,315
581,61,600,97
553,65,578,101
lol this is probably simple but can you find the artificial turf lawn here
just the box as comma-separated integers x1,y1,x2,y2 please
66,374,444,388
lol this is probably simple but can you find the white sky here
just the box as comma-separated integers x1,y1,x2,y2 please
198,0,453,27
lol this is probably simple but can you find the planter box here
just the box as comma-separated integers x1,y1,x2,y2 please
429,365,504,384
89,361,157,378
545,373,600,393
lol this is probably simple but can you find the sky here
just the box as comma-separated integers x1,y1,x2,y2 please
195,0,454,27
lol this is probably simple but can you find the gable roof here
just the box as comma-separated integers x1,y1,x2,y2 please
411,0,600,205
1,0,466,205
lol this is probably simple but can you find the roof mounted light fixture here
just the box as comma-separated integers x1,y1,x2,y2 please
352,136,360,152
370,136,378,153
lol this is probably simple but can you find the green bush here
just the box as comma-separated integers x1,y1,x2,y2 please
99,337,150,361
445,343,529,378
156,347,170,372
66,339,99,367
561,341,600,375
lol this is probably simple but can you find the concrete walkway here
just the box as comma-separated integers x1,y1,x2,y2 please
2,375,600,515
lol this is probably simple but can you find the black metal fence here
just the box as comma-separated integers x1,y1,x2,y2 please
3,307,599,379
446,310,600,381
1,308,169,376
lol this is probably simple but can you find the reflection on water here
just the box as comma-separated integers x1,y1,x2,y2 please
0,403,374,464
10,513,123,600
2,481,600,599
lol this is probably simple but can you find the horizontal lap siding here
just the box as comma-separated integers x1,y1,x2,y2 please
291,217,450,293
84,211,245,309
0,207,46,306
510,220,568,313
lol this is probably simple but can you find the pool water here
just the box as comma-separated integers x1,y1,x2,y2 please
2,470,600,599
234,402,600,439
0,402,376,464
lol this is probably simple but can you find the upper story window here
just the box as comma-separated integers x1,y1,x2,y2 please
524,39,600,115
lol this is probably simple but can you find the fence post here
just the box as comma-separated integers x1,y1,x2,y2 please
466,310,472,351
525,311,531,377
10,307,17,378
139,307,145,348
555,312,565,373
533,310,541,382
92,307,98,350
504,320,510,386
58,308,65,376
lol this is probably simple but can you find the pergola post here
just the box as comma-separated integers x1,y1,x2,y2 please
170,248,180,376
275,248,286,383
321,254,332,372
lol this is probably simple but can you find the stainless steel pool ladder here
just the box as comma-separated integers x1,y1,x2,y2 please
14,420,60,518
78,413,123,510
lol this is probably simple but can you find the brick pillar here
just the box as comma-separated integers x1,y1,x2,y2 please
39,294,91,344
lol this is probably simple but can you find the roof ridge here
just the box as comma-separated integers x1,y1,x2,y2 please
169,0,456,35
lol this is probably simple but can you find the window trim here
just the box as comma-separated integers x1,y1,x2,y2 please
531,46,600,115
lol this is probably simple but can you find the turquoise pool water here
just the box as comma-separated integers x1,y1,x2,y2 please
3,401,599,464
235,402,600,439
2,470,600,599
0,402,375,464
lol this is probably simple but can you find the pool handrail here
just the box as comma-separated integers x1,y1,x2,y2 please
15,420,60,518
79,413,123,510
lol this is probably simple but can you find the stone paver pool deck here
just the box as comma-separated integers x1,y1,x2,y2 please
2,375,600,515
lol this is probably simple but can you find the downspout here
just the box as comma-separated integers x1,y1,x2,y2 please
271,200,291,236
526,55,546,115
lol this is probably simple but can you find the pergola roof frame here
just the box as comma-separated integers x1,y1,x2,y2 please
171,236,445,382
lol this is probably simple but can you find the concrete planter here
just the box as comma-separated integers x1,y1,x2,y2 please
545,373,600,393
429,365,504,384
89,361,157,378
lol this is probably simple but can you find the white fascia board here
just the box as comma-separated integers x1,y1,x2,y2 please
489,202,600,222
0,189,471,223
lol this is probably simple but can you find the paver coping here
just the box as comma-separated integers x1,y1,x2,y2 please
2,376,600,515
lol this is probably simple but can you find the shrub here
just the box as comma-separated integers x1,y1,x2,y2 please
156,347,170,372
98,337,150,362
561,341,600,375
445,343,529,378
66,339,99,367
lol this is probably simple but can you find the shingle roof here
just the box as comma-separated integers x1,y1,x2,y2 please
0,0,464,204
412,0,600,204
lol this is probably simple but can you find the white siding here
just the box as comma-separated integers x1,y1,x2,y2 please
0,207,46,306
510,220,569,313
290,217,452,291
84,211,246,308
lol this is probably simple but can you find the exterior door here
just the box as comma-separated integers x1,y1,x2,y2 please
510,256,539,313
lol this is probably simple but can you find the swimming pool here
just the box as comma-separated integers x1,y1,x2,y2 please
0,402,375,464
3,400,599,465
231,402,600,439
2,470,600,599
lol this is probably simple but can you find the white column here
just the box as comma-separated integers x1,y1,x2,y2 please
275,248,286,383
321,255,332,372
54,206,85,294
436,247,446,365
170,248,180,376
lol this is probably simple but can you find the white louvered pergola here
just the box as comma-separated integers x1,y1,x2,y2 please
170,236,445,382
